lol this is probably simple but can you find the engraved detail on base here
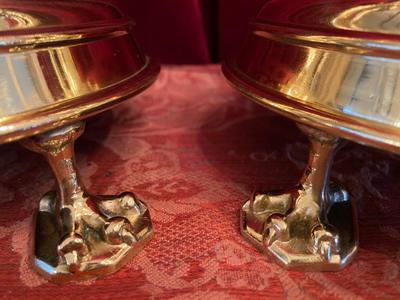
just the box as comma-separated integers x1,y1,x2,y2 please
240,124,358,271
21,122,153,282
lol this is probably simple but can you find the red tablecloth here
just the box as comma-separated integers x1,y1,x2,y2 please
1,65,400,299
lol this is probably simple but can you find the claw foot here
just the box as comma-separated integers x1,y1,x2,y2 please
263,215,288,247
240,125,358,271
311,226,340,262
22,122,153,282
57,235,88,272
34,191,153,282
104,218,137,245
241,185,357,271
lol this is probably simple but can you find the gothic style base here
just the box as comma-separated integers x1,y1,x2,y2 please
240,125,358,271
21,122,153,282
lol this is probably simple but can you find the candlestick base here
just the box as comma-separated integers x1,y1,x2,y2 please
240,125,358,271
33,190,152,282
22,122,153,282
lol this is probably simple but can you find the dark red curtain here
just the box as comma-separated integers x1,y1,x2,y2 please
106,0,265,64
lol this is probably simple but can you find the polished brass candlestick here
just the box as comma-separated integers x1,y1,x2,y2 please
222,0,400,271
21,122,153,281
0,1,159,282
240,125,357,270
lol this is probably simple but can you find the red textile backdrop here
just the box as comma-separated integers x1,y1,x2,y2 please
105,0,264,64
1,65,400,299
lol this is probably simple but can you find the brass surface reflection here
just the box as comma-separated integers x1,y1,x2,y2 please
223,0,400,271
0,1,159,282
21,122,153,283
224,1,400,154
332,2,400,34
0,1,159,144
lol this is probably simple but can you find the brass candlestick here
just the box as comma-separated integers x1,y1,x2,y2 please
21,122,153,281
223,0,400,271
0,1,159,282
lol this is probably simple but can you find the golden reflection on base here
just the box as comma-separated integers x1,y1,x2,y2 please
240,125,358,271
21,122,153,283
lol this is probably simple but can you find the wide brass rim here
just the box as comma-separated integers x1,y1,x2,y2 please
0,57,160,144
222,59,400,154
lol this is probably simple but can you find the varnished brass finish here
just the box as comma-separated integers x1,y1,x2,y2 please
241,125,357,271
222,0,400,271
0,1,159,282
21,122,152,282
0,1,159,144
223,1,400,154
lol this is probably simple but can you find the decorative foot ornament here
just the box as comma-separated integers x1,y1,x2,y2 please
0,1,159,281
21,122,153,282
222,0,400,271
240,125,357,271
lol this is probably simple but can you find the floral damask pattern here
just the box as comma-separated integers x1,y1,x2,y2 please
0,65,399,299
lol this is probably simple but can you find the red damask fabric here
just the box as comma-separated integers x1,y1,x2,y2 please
0,65,400,299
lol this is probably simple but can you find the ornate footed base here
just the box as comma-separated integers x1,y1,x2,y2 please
21,122,153,282
33,191,152,282
240,125,358,271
